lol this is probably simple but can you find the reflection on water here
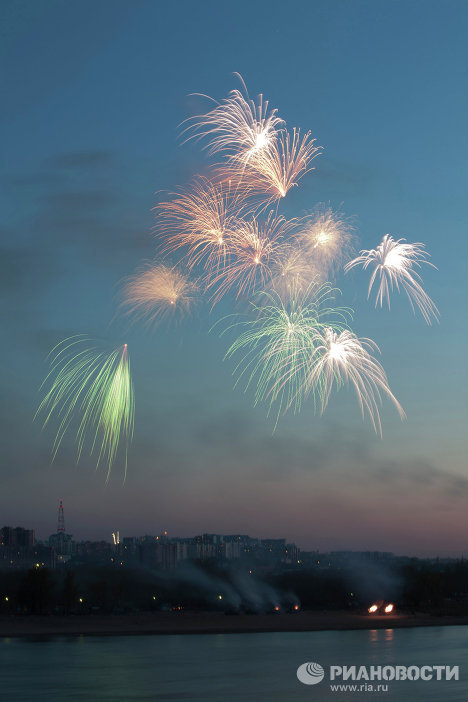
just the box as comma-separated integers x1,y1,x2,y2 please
369,628,394,645
0,625,466,701
369,628,379,644
384,628,394,643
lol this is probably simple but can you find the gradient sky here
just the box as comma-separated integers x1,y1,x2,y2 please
1,0,467,555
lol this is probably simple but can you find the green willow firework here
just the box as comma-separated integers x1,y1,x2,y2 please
218,280,352,424
36,336,135,480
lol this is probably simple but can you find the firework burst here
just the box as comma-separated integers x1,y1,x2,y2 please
154,176,248,275
120,263,199,328
308,328,405,434
298,204,356,276
220,128,321,201
219,280,351,422
267,245,319,294
344,234,438,324
36,336,134,481
180,73,284,165
206,212,296,303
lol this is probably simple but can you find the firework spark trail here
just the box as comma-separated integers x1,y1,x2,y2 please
298,204,356,276
36,336,134,481
245,128,321,199
218,281,351,422
218,128,322,202
205,212,297,304
120,263,199,328
344,234,439,324
180,73,284,165
154,176,249,275
306,328,405,435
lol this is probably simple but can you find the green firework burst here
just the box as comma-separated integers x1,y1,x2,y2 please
217,280,352,424
36,335,135,481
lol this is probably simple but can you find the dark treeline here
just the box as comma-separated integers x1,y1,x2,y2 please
0,560,467,616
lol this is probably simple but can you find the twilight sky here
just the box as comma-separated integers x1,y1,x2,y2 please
1,0,467,555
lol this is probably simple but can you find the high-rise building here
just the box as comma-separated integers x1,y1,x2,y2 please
48,500,75,557
0,526,34,547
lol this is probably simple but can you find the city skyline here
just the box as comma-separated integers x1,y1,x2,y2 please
2,516,463,563
1,498,465,560
1,1,467,559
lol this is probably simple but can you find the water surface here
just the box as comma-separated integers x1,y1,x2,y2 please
1,625,466,701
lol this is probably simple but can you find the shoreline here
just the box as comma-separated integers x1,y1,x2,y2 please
1,611,468,638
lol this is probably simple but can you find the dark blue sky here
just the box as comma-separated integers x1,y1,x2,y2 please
1,0,467,554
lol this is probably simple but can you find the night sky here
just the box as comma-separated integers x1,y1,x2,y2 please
1,0,467,555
